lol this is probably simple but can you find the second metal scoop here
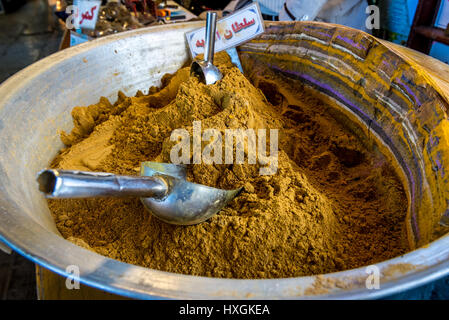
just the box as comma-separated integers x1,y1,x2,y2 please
191,11,223,85
37,162,241,225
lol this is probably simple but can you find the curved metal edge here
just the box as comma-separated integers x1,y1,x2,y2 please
0,21,204,108
0,21,449,300
0,235,169,300
1,205,449,300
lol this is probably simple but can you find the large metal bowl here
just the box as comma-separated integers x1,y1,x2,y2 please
1,21,449,299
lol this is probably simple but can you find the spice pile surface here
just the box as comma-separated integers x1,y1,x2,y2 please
49,52,409,278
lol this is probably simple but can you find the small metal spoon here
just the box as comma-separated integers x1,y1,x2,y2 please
191,11,223,85
37,162,241,225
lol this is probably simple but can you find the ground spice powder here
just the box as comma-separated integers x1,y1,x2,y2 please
48,52,409,279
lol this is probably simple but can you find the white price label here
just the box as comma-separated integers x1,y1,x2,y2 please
185,2,264,58
74,0,101,30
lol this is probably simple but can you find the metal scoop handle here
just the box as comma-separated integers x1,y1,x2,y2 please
204,11,217,65
190,12,223,85
37,169,168,199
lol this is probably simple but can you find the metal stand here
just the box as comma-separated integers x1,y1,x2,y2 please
407,0,449,54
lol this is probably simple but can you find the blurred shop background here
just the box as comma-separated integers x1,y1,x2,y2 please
0,0,448,300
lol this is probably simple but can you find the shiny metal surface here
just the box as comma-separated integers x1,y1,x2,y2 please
37,165,241,225
191,12,223,85
37,169,168,199
140,162,241,225
0,22,449,299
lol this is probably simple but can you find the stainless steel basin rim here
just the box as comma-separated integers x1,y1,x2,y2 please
0,21,448,299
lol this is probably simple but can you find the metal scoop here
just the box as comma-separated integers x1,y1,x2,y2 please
37,162,241,225
190,11,223,85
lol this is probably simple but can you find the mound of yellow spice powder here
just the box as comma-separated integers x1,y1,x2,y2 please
48,52,409,278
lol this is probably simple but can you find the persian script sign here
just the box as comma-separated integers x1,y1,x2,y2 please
185,3,264,58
